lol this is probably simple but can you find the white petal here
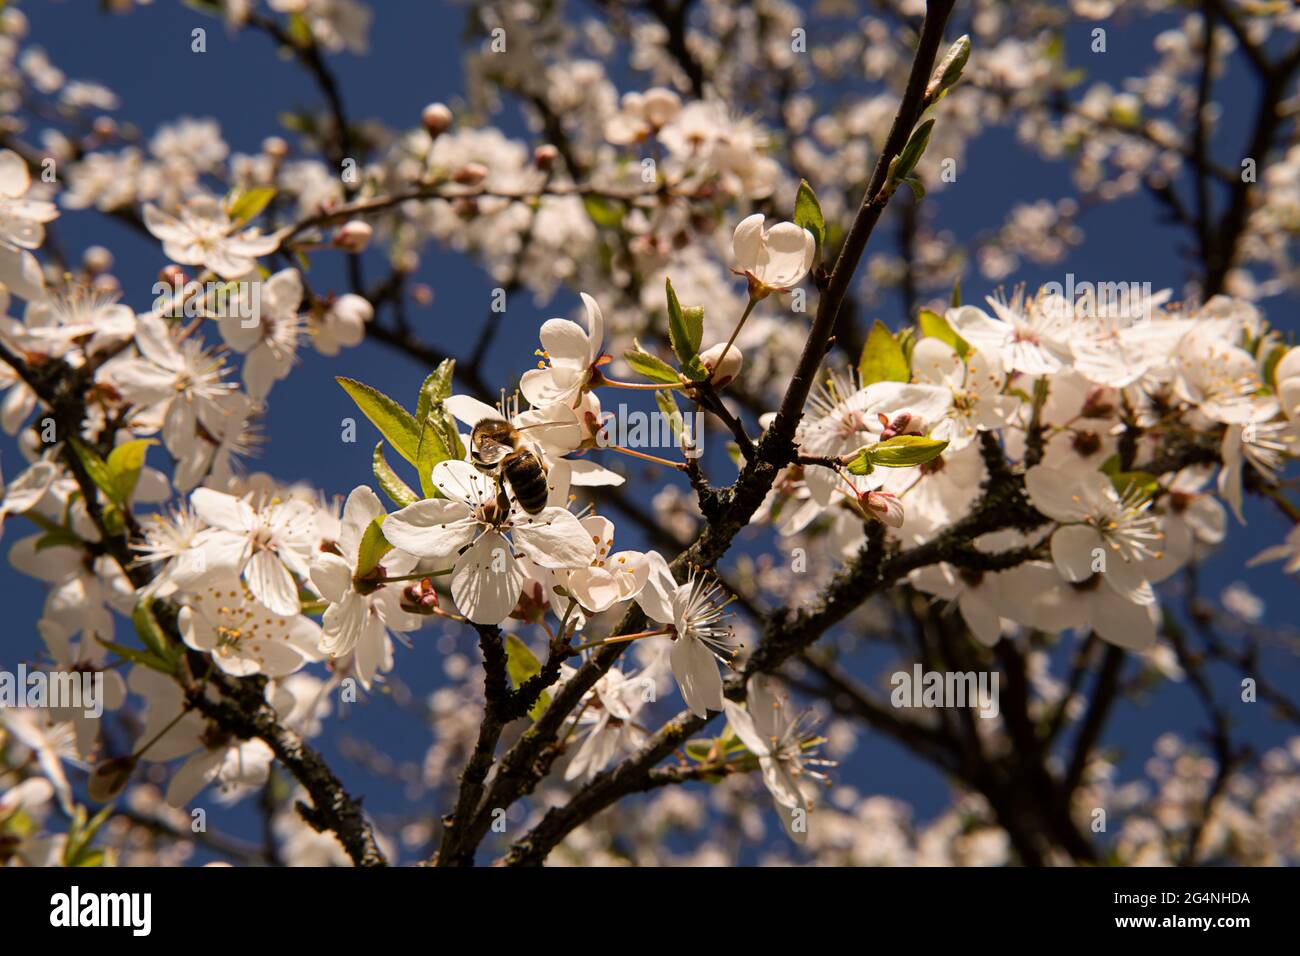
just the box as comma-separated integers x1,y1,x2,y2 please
670,635,724,718
513,508,598,569
1025,466,1089,522
731,213,764,273
190,487,253,532
1050,524,1103,583
310,553,353,604
243,549,300,616
634,550,677,625
451,531,523,625
382,498,478,559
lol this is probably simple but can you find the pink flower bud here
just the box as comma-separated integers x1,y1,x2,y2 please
864,490,905,528
421,102,453,136
333,219,373,253
452,162,488,186
534,144,559,170
699,342,744,387
262,136,289,159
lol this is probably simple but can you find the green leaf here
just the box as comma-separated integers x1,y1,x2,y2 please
355,518,392,578
849,435,949,475
505,634,551,721
917,308,970,358
416,414,454,498
665,277,702,366
338,377,421,465
97,637,175,677
227,186,277,224
285,11,314,47
685,739,715,762
34,527,82,552
67,438,115,503
845,451,874,476
132,598,175,664
655,389,688,449
64,803,114,867
858,320,910,384
416,359,456,425
1110,470,1158,502
624,346,681,385
793,179,825,254
372,442,418,508
1262,344,1286,389
582,195,626,228
893,119,935,183
903,176,926,200
105,438,156,505
950,279,962,308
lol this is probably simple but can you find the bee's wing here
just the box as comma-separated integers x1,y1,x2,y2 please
474,434,513,466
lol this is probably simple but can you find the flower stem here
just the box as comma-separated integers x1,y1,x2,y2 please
711,296,757,384
381,568,453,583
568,626,672,653
604,444,687,471
600,377,683,390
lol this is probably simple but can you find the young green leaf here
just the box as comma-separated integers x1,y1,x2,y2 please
372,442,418,508
227,186,277,224
893,119,935,183
793,179,826,253
338,377,421,465
97,637,176,675
131,597,176,665
583,194,626,228
416,358,456,425
917,308,970,358
867,435,949,467
504,634,551,721
655,388,687,449
105,438,156,506
1109,470,1158,502
354,518,393,578
624,347,682,385
845,450,874,476
859,320,910,384
665,277,702,365
67,438,115,504
416,415,454,499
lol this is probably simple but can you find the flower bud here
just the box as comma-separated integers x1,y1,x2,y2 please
863,490,905,528
926,35,971,100
534,144,559,171
262,136,289,159
159,264,187,287
452,162,488,186
401,579,441,615
333,219,373,253
92,116,118,140
88,755,137,802
421,102,453,137
82,245,113,275
698,342,744,387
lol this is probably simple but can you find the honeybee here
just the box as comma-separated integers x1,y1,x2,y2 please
470,418,550,515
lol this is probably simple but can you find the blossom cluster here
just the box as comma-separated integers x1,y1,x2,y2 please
1,0,1298,868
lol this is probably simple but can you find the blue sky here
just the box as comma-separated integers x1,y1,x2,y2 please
3,1,1297,862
